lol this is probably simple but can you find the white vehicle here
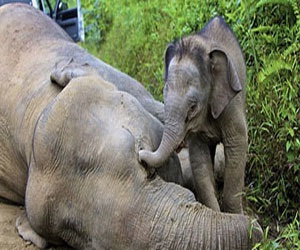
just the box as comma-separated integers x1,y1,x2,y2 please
0,0,84,42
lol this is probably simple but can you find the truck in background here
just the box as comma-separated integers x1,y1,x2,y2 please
0,0,84,42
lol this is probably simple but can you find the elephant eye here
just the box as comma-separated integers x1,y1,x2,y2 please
190,104,197,112
186,104,197,123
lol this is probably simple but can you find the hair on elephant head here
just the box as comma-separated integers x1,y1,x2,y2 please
139,16,248,214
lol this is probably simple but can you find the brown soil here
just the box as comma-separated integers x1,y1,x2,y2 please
0,202,71,250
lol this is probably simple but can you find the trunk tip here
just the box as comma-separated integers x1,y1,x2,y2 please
138,149,162,168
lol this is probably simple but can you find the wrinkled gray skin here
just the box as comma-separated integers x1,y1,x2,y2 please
0,5,262,249
139,17,248,214
49,55,165,124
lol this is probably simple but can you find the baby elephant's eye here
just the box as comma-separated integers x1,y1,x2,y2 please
186,104,198,123
190,104,197,112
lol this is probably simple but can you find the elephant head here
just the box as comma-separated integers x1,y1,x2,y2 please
139,16,245,167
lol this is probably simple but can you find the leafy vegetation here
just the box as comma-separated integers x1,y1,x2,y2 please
81,0,299,248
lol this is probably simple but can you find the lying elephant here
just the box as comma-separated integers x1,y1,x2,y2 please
139,17,248,214
0,4,262,249
0,2,179,208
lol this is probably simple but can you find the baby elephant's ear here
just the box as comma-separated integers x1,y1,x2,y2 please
50,59,97,87
209,49,242,119
164,43,176,82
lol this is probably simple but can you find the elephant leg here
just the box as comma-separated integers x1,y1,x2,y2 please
189,138,220,212
222,139,247,214
16,210,48,249
222,120,248,214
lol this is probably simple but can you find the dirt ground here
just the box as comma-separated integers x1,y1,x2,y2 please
0,202,71,250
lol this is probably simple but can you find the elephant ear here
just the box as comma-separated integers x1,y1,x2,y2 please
164,43,176,82
209,49,242,119
50,58,98,87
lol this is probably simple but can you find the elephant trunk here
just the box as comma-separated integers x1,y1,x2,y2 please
139,96,186,168
192,208,263,249
139,121,184,168
130,178,263,249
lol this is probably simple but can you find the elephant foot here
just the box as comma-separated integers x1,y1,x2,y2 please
193,176,221,212
16,210,48,249
223,206,244,214
222,197,244,214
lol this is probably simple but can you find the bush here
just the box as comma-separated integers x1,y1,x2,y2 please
82,0,300,247
81,0,112,54
242,0,299,223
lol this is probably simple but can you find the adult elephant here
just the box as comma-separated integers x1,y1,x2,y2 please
139,17,248,214
0,4,262,249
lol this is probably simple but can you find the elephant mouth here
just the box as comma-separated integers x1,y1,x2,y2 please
175,140,186,153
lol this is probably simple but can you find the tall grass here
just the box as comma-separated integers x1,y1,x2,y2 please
82,0,300,248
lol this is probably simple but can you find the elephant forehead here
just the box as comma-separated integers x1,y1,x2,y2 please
169,57,199,75
166,58,201,92
172,35,210,63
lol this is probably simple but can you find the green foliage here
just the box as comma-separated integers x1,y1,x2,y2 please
81,0,112,54
81,0,300,247
253,213,300,249
244,0,300,226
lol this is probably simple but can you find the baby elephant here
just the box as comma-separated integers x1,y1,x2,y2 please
140,16,248,214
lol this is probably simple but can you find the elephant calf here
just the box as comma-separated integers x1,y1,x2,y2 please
0,4,262,249
140,16,248,214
